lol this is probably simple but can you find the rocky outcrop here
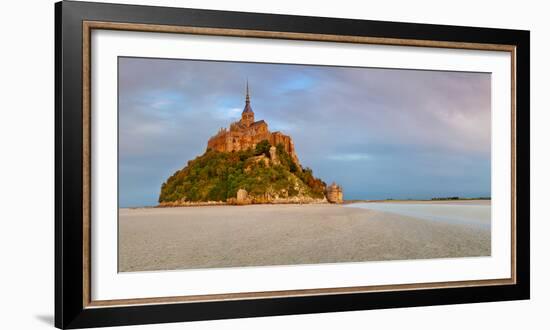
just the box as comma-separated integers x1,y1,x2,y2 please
158,200,226,207
227,188,251,205
269,146,280,165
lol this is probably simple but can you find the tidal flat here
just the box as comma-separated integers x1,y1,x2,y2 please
119,201,490,272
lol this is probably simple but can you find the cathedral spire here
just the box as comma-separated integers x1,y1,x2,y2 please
242,80,253,115
245,79,250,104
241,80,254,125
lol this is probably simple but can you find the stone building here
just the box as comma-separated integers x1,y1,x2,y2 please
326,182,344,203
207,82,300,166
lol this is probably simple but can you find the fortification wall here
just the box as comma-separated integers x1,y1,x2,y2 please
207,124,300,166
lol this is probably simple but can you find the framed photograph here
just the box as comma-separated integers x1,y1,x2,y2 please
55,1,530,328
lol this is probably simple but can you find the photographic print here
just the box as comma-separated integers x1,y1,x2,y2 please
118,57,491,272
56,4,529,327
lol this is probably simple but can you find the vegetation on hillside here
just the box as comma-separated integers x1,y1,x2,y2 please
158,140,326,204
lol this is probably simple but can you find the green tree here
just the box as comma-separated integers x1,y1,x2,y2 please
255,140,271,157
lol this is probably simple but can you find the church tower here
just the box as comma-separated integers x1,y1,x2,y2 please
241,81,254,127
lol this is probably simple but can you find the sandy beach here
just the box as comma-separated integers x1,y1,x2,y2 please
119,201,490,272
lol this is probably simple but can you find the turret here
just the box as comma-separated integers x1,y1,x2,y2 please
326,182,344,204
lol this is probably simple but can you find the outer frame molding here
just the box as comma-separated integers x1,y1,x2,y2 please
55,1,530,328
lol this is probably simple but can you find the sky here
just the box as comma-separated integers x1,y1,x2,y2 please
118,57,491,207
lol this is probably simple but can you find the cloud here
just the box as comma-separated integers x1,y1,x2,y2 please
118,57,491,206
327,153,372,161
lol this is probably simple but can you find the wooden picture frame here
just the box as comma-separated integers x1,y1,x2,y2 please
55,1,530,328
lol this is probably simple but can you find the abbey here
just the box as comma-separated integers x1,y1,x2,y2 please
159,82,344,206
207,83,300,166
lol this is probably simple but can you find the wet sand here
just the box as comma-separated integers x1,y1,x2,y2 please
119,202,490,272
346,201,491,228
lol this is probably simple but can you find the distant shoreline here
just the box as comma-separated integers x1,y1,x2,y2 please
344,198,491,204
121,198,491,210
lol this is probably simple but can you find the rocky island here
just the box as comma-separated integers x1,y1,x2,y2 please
158,83,342,206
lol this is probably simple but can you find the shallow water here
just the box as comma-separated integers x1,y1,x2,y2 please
345,202,491,229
